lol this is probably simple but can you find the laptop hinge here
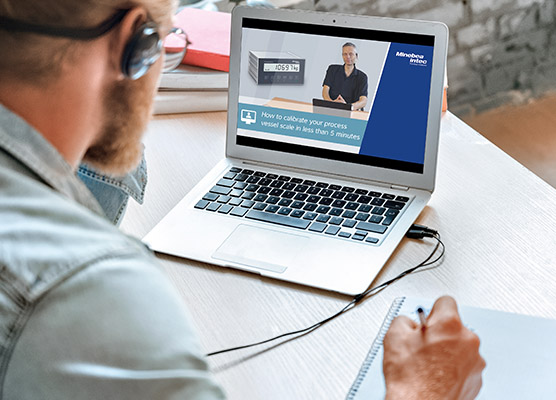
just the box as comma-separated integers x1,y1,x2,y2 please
390,184,410,191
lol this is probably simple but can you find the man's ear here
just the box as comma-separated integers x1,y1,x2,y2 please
108,7,148,80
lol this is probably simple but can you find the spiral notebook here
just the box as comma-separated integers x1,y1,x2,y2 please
347,297,556,399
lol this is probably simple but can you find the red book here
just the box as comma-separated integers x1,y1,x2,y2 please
171,8,231,72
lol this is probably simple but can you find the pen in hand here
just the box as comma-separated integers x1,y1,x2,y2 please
417,307,427,333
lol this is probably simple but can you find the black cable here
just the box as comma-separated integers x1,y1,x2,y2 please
206,226,444,357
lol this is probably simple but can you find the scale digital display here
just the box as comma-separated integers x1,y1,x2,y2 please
263,63,300,72
249,51,305,84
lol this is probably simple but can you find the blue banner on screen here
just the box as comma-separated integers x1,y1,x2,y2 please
358,43,433,165
238,103,367,148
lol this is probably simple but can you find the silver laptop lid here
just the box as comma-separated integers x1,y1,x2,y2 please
226,7,448,192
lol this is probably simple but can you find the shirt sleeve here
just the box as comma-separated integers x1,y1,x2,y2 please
3,254,226,400
359,72,369,98
322,65,334,87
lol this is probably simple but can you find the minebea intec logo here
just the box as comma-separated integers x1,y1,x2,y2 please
396,51,428,66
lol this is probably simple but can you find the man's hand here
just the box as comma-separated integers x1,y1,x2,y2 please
334,94,346,103
383,296,485,400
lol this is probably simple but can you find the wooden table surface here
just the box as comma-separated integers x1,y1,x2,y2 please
121,111,556,400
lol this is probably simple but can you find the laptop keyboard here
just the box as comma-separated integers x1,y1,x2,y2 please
194,167,410,245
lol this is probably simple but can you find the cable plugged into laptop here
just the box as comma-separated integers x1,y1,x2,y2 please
405,224,438,239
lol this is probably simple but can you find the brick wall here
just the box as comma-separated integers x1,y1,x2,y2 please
287,0,556,117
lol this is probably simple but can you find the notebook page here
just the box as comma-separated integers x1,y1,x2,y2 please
347,297,556,399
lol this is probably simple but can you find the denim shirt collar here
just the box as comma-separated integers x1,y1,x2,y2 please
0,104,105,216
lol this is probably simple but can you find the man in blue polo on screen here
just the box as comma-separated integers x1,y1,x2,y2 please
322,42,368,111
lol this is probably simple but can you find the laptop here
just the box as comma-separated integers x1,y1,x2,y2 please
143,7,448,295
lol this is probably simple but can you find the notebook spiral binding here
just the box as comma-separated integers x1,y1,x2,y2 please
346,297,406,400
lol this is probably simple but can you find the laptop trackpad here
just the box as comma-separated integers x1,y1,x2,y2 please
212,224,308,274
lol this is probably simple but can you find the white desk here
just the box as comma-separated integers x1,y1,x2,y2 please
121,111,556,400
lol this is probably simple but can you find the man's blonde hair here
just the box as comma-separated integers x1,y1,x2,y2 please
0,0,176,84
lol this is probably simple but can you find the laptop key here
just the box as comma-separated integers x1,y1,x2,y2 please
278,207,292,215
342,219,357,228
278,198,293,207
345,202,359,210
316,182,329,188
223,172,236,179
229,167,242,173
291,201,305,209
241,200,255,208
338,231,351,238
253,202,267,211
217,195,231,203
254,194,268,202
265,205,280,213
356,221,388,234
290,178,303,184
230,198,243,206
355,213,369,221
257,187,271,194
396,196,410,202
266,196,280,204
329,184,341,190
382,215,396,226
352,234,365,241
254,171,266,177
303,212,317,221
278,175,291,181
372,207,387,215
357,196,372,204
369,191,382,197
210,186,231,195
345,193,359,201
316,205,331,214
259,178,272,186
329,208,343,216
241,192,255,200
307,195,321,204
316,214,330,223
230,207,248,217
242,169,254,175
309,222,327,233
355,189,368,195
303,203,317,211
234,174,249,182
245,184,259,192
282,190,296,198
202,192,218,201
370,215,383,224
342,210,356,219
341,186,355,193
218,204,233,214
245,210,311,229
330,217,344,225
230,189,243,197
325,225,341,235
319,198,333,206
206,203,221,212
365,237,379,244
307,187,321,195
266,174,278,180
246,176,260,184
283,183,296,190
291,210,304,218
194,200,209,209
382,193,396,200
384,200,405,210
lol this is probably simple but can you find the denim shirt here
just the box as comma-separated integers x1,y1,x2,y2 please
0,104,224,399
77,155,147,226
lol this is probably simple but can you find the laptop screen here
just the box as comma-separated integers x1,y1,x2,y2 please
236,18,435,174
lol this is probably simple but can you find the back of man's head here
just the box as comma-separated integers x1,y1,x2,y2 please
0,0,175,86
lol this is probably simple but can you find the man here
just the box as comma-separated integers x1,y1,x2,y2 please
0,1,484,398
322,42,368,111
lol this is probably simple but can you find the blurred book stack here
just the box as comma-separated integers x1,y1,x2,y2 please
154,8,231,115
